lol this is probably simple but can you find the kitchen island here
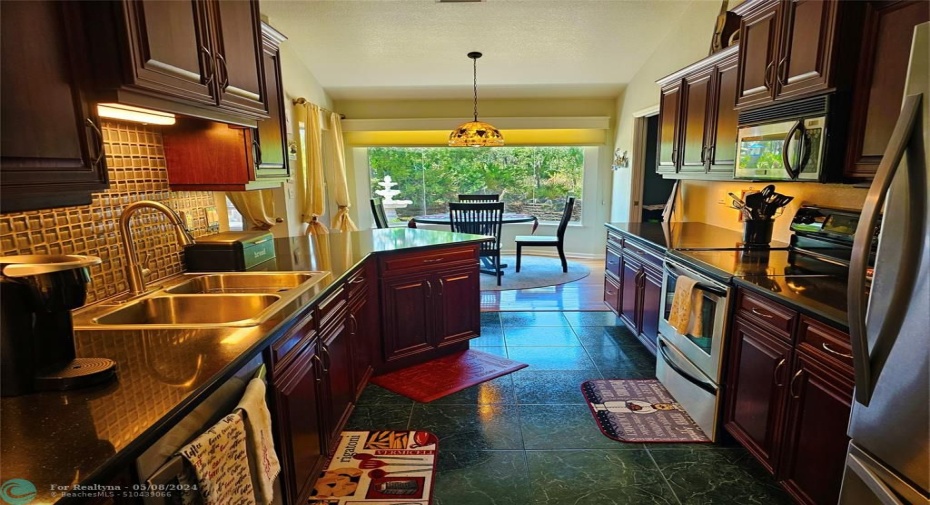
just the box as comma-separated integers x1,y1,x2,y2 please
0,228,489,504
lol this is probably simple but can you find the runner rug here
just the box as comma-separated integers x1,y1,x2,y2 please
371,349,528,403
581,379,710,443
309,430,438,505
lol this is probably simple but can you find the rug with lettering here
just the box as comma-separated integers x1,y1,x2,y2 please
309,430,438,505
581,379,710,443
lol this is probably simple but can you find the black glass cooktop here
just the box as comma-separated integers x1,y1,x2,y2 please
667,248,849,282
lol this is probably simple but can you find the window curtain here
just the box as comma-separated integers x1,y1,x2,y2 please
227,190,277,230
329,112,357,232
294,100,328,235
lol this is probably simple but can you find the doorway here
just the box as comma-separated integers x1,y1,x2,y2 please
639,115,676,222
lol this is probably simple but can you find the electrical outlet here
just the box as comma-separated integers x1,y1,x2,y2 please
286,182,296,200
204,206,220,232
179,211,195,231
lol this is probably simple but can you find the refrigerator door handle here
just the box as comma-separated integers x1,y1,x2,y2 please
848,93,924,406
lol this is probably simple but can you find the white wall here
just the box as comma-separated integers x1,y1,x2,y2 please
609,0,722,222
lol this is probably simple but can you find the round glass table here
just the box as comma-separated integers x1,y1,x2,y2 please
407,213,539,234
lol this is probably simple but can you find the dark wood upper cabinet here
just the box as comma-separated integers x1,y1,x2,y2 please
735,0,781,108
83,0,267,126
254,24,290,180
773,0,839,99
0,0,108,212
844,1,930,179
656,45,739,180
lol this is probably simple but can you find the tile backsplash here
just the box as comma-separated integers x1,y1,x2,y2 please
0,121,215,303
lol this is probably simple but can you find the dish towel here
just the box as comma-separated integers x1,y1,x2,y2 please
179,411,256,505
668,275,705,337
236,377,281,505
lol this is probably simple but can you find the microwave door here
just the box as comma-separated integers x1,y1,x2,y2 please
782,120,804,179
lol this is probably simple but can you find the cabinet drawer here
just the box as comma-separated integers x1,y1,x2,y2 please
622,240,663,270
379,246,477,275
604,274,621,314
607,230,624,250
346,267,368,302
737,290,797,339
798,317,853,371
270,309,316,371
606,248,621,277
316,285,347,330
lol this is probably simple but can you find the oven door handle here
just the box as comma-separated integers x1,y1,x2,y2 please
664,263,728,297
658,339,717,395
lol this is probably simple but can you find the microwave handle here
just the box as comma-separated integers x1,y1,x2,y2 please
781,120,802,180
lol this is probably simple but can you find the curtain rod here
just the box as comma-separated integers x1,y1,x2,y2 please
293,97,345,119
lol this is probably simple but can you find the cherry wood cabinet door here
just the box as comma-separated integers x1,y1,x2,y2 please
208,0,266,116
639,266,662,356
724,317,792,474
679,70,714,173
778,350,853,505
736,0,781,108
774,0,840,100
254,25,289,179
381,273,435,361
271,341,325,505
619,255,642,334
604,274,621,315
320,318,354,452
0,0,108,212
348,296,373,399
122,0,216,106
434,266,481,347
657,83,682,174
844,0,930,179
707,53,740,176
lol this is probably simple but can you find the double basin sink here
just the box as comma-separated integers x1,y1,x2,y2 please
73,272,331,329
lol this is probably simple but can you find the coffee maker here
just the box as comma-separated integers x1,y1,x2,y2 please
1,255,116,396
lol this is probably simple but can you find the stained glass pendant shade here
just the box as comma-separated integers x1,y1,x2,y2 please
449,52,504,147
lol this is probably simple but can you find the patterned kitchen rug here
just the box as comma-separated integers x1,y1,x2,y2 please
371,349,528,403
581,379,710,443
309,430,438,505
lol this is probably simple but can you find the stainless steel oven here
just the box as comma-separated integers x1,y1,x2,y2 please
735,115,826,181
656,258,732,440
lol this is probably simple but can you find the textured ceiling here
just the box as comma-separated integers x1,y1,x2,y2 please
261,0,697,100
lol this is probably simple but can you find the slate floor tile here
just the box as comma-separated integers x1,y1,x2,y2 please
574,325,642,348
429,375,516,405
585,340,657,373
343,405,411,431
520,404,639,450
481,312,502,325
472,324,506,347
562,311,620,328
500,311,569,327
512,370,597,405
525,449,679,504
356,384,415,406
505,346,598,371
504,326,581,347
433,451,532,505
409,404,524,451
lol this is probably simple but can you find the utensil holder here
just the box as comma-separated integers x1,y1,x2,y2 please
743,219,774,247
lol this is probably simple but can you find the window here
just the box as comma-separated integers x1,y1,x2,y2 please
226,196,245,231
368,146,584,225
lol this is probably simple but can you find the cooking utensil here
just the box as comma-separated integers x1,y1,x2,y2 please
367,468,431,479
728,192,747,207
358,459,434,470
353,453,424,462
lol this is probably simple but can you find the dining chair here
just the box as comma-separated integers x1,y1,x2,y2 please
449,201,505,285
370,198,389,229
458,194,500,202
514,197,575,273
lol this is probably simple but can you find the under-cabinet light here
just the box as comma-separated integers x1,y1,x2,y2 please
97,103,176,125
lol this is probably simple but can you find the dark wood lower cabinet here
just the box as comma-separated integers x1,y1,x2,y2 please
724,288,854,505
434,266,481,347
639,266,663,355
603,230,664,356
319,317,354,452
381,272,434,360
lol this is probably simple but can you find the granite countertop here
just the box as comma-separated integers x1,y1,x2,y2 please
605,222,789,251
0,228,489,504
734,275,852,331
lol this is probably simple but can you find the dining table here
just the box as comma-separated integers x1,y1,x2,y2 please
407,212,539,275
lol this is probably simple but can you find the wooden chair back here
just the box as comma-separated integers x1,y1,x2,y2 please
556,197,576,241
449,202,504,254
458,194,500,202
370,198,389,229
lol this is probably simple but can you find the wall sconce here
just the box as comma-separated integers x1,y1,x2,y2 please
611,148,629,170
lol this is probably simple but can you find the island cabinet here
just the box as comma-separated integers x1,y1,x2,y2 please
656,45,739,180
732,0,864,110
82,0,267,125
724,288,854,505
843,0,929,179
604,230,663,356
0,0,109,213
377,244,482,371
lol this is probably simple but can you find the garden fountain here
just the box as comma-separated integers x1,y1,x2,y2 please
374,176,412,223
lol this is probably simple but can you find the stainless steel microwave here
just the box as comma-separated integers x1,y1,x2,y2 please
735,116,826,181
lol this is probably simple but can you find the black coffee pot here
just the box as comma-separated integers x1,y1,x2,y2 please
0,255,115,396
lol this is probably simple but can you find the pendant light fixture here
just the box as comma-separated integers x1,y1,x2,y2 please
449,52,504,147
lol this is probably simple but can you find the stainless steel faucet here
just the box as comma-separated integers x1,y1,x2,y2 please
119,200,196,296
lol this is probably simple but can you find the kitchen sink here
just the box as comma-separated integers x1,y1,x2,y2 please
93,294,280,326
164,272,318,294
73,270,331,329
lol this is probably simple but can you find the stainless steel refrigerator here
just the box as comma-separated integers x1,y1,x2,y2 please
840,22,929,505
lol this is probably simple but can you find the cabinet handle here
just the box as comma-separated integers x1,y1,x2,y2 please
423,258,445,264
85,118,105,167
350,277,365,284
789,369,804,399
671,149,678,165
200,46,215,86
822,342,853,359
425,280,432,298
764,61,775,89
312,355,323,383
777,58,787,86
321,346,331,373
252,140,263,166
773,358,787,387
438,279,444,297
750,307,773,319
216,53,230,91
348,314,357,334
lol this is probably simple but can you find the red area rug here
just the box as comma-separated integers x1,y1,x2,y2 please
371,350,528,403
582,379,710,443
310,430,438,504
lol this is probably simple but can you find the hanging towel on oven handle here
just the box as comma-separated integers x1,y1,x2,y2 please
178,411,256,505
668,274,705,338
236,377,281,505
